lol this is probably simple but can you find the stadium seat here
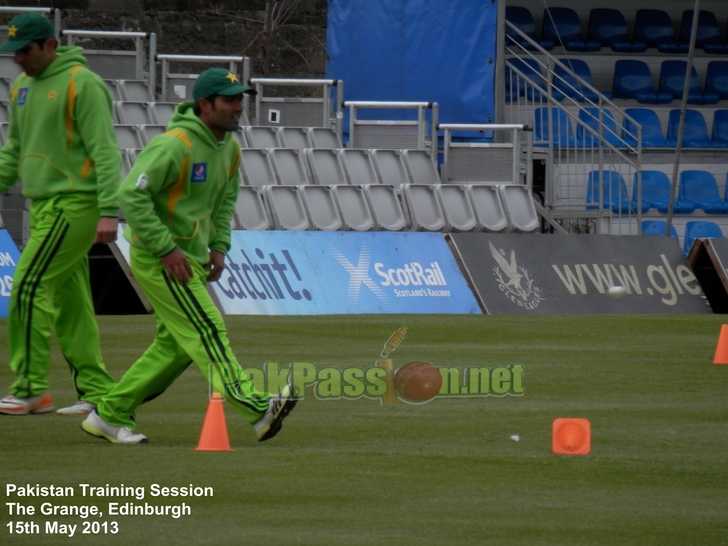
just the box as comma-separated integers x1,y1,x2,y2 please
679,170,728,213
586,170,647,214
340,149,380,185
577,108,624,148
435,184,478,232
634,171,695,214
612,60,673,104
402,150,439,185
270,148,312,186
713,110,728,146
264,186,310,230
466,184,510,233
115,101,156,125
138,124,165,145
498,185,539,233
542,8,601,52
305,148,348,186
362,184,408,231
239,148,277,188
118,80,154,102
589,9,647,53
280,127,312,150
553,59,611,103
681,10,727,54
331,185,375,231
371,149,409,189
307,127,341,148
151,103,176,126
621,108,676,149
534,107,577,148
659,61,719,105
401,184,448,232
0,79,10,102
635,9,687,54
299,185,343,231
706,61,728,100
245,126,283,148
233,186,271,230
641,220,680,243
684,221,724,255
668,109,727,149
232,127,248,149
114,125,144,150
0,101,8,124
505,6,555,51
0,122,8,146
506,58,563,102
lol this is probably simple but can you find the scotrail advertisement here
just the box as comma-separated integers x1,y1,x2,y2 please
0,230,20,318
211,231,481,314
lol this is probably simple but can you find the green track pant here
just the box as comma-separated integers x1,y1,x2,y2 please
96,246,270,429
8,193,116,400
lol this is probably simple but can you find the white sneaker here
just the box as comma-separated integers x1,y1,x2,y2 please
253,384,298,442
56,400,95,416
81,410,148,444
0,393,54,415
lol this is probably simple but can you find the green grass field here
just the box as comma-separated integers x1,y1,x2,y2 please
2,314,728,545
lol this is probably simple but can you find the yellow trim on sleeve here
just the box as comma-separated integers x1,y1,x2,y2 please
166,155,189,228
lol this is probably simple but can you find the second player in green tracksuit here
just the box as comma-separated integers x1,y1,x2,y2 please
86,69,297,444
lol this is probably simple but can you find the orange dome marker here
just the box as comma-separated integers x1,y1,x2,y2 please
713,325,728,365
552,418,591,455
196,392,233,452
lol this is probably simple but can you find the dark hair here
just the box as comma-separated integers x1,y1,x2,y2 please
193,93,219,116
32,37,56,49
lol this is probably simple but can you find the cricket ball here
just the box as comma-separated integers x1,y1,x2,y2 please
394,361,442,402
607,285,626,301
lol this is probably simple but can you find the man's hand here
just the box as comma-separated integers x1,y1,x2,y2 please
161,247,194,285
204,250,226,283
94,217,118,244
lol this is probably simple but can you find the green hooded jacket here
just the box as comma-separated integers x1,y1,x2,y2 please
0,46,120,216
118,102,241,265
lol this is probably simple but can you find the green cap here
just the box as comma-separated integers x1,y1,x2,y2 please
0,13,54,52
193,68,256,102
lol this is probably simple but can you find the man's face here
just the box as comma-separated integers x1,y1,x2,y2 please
14,39,56,77
203,94,243,138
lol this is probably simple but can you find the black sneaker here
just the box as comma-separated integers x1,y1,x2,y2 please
253,384,298,442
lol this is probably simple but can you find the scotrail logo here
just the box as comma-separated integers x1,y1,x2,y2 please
212,327,525,405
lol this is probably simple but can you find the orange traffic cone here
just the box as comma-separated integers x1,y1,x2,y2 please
196,392,233,451
552,418,591,455
713,325,728,365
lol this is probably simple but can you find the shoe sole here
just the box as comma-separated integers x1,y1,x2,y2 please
80,421,149,444
0,405,55,415
56,410,92,416
258,397,298,442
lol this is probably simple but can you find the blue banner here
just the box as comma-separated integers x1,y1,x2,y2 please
212,231,481,315
0,230,21,318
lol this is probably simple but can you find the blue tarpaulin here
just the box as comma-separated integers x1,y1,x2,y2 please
326,0,497,126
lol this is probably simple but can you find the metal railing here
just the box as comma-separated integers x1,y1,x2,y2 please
61,30,156,84
0,7,61,41
249,78,343,142
157,54,250,107
504,21,644,235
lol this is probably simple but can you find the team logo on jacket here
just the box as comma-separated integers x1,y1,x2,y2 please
17,88,28,105
191,162,207,183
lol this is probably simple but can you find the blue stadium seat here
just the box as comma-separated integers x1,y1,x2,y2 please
668,109,728,149
542,8,601,52
635,171,695,214
635,9,688,54
505,58,564,102
684,221,724,255
586,170,647,213
553,59,611,102
681,10,727,54
713,110,728,146
659,61,719,105
589,9,647,53
506,6,555,51
641,220,680,243
612,60,673,104
679,170,728,213
621,108,676,149
706,61,728,100
534,107,576,147
621,109,674,148
577,108,624,148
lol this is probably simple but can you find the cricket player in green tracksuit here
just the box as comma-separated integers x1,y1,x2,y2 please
82,68,297,444
0,13,118,417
